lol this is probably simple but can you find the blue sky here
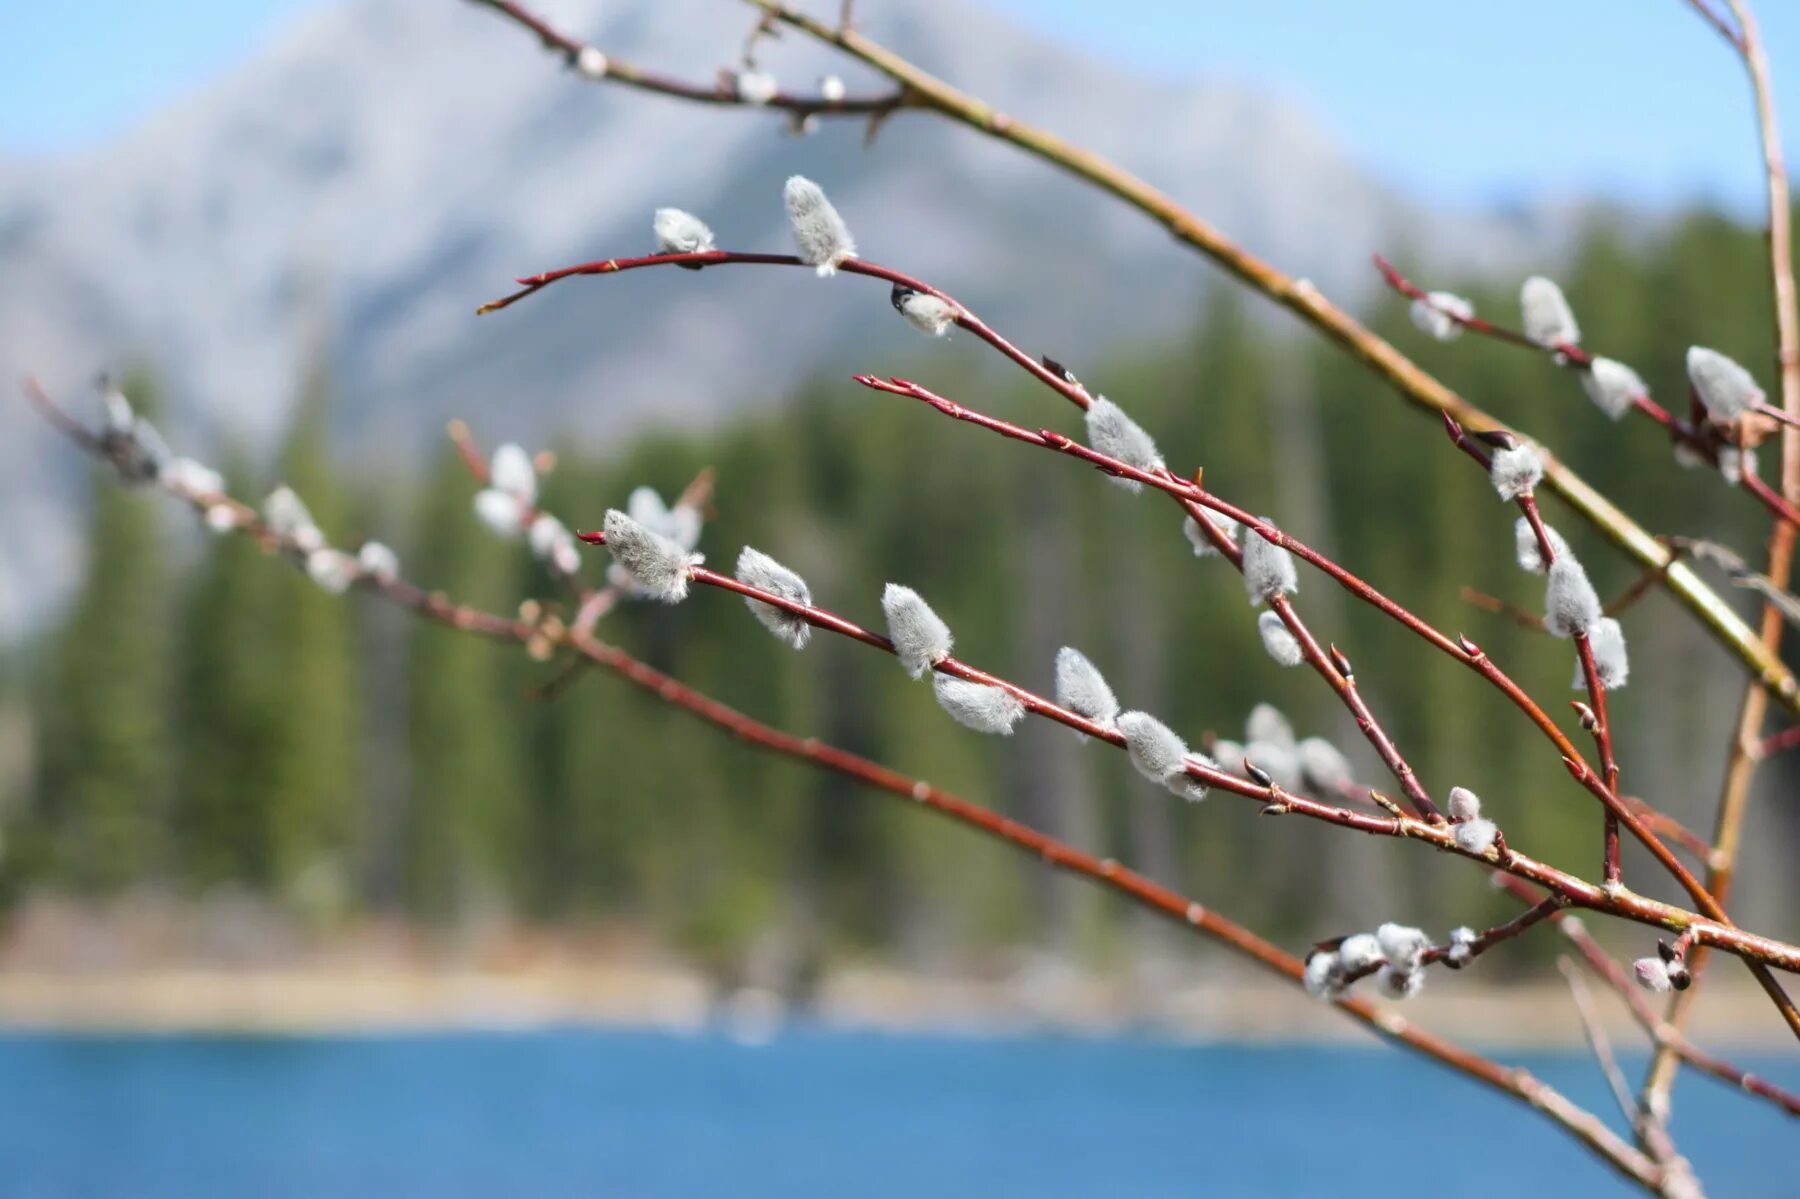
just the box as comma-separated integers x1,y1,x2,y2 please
7,0,1800,212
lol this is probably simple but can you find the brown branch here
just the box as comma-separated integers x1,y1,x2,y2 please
463,0,908,117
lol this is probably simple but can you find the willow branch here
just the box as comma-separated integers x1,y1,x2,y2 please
1644,0,1800,1122
26,378,1668,1193
715,0,1798,721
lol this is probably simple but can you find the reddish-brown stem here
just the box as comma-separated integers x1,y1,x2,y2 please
570,521,1800,977
864,374,1727,922
1493,876,1800,1120
465,0,908,116
1376,255,1800,528
478,250,1093,411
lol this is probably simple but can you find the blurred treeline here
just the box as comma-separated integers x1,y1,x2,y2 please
7,208,1798,983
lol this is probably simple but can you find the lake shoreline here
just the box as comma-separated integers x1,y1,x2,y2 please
0,962,1789,1049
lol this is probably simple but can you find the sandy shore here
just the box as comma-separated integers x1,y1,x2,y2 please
0,962,1790,1049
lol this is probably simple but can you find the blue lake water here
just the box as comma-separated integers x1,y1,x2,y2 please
0,1026,1792,1197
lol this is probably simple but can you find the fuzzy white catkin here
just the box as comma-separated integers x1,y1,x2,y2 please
735,70,778,105
306,549,355,595
163,458,224,496
1489,444,1544,500
1673,441,1708,470
358,541,400,583
204,505,238,534
1303,951,1340,1000
1687,346,1761,422
653,208,715,255
264,486,325,553
1718,446,1755,486
1454,817,1498,855
474,489,528,537
819,74,846,102
1410,291,1472,342
784,176,856,276
1083,397,1164,491
1338,934,1383,973
1182,509,1240,557
736,547,814,650
488,443,537,504
575,46,608,79
529,513,581,575
1377,965,1425,1000
1447,786,1481,822
1447,926,1478,966
1245,703,1296,751
1575,617,1630,691
891,288,959,337
626,486,702,552
1256,610,1303,667
102,388,134,434
1634,958,1673,993
1210,740,1246,774
932,674,1026,735
1514,517,1568,575
1054,647,1119,729
1544,554,1602,638
1581,358,1644,421
603,509,697,603
1520,276,1580,347
882,584,953,678
1117,711,1210,800
1376,922,1429,971
1241,520,1298,604
1297,737,1354,793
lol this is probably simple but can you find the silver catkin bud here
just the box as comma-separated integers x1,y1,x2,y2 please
653,207,716,255
1182,509,1240,557
1687,347,1762,423
1544,554,1602,638
1718,446,1755,486
264,485,325,553
1520,276,1579,348
882,583,953,678
1376,922,1430,972
1245,702,1295,751
1410,291,1473,342
1241,519,1299,604
1257,610,1303,667
932,674,1026,735
1117,711,1209,800
1488,444,1543,500
736,546,813,650
603,508,699,603
784,175,856,276
1339,934,1383,973
1297,737,1354,793
1574,616,1629,691
1514,516,1567,575
1055,647,1119,730
1580,358,1643,421
891,286,959,337
1448,786,1482,822
1083,396,1164,492
357,541,400,583
1454,817,1498,855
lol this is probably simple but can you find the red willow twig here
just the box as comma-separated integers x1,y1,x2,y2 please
464,0,909,118
572,521,1800,979
484,251,1463,825
1373,254,1800,528
852,372,1800,1034
1493,875,1800,1121
23,381,1668,1192
853,375,1713,907
1439,419,1625,885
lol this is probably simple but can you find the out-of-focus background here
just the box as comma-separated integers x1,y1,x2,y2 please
3,2,1799,1194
